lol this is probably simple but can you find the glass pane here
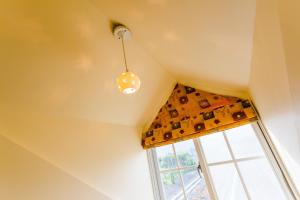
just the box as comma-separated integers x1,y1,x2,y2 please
161,171,184,200
209,163,248,200
225,124,265,159
156,144,177,170
200,132,232,164
174,140,198,167
181,169,210,200
238,158,287,200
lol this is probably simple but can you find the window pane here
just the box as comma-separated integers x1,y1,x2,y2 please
174,140,198,167
181,168,200,189
161,171,184,200
156,145,177,170
225,124,265,159
238,158,287,200
209,163,248,200
181,169,210,200
200,132,232,164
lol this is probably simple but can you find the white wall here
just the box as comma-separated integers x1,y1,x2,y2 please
0,109,154,200
278,0,300,142
0,134,110,200
249,0,300,191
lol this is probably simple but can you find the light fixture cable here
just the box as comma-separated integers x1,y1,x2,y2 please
120,32,129,72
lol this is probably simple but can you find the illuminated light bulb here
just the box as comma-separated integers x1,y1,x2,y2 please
116,71,141,94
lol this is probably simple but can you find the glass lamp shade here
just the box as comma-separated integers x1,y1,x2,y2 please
116,71,141,94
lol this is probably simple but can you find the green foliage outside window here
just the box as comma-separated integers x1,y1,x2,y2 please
160,153,196,185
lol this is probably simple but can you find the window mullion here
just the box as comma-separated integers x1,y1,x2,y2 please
194,139,218,200
151,149,166,200
172,144,188,200
222,131,252,200
206,156,265,167
159,165,197,173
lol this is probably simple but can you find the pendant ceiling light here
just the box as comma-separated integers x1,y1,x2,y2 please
114,25,141,94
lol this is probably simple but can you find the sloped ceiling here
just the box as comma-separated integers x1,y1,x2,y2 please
0,0,256,199
0,0,256,127
92,0,256,95
0,0,175,127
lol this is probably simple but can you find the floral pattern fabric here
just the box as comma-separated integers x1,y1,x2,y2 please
142,84,257,149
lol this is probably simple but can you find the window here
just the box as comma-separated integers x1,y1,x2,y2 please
154,140,210,200
148,123,294,200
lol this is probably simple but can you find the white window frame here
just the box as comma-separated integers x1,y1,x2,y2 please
195,132,257,199
253,121,300,199
148,142,205,200
147,121,298,200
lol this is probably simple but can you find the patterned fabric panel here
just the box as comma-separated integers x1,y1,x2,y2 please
142,83,257,149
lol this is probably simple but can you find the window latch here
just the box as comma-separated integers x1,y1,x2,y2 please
197,163,203,177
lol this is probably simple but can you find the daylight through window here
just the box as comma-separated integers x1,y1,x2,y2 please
149,123,293,200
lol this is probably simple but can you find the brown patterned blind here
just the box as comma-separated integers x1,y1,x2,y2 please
142,84,257,149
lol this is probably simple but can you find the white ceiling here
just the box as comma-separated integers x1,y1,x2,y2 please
0,0,256,126
93,0,256,92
